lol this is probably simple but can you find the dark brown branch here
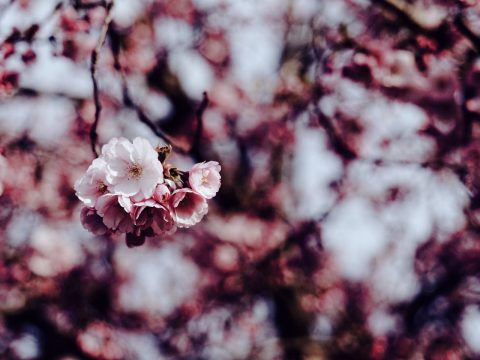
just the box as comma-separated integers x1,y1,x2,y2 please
89,0,114,157
456,50,477,149
73,0,108,10
312,108,357,161
191,91,209,155
453,13,480,52
372,0,480,54
121,84,187,154
108,28,209,155
111,52,187,153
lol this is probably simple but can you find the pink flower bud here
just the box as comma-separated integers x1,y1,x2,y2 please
153,184,171,203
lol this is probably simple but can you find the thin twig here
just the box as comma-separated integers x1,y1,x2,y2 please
113,56,187,153
108,29,208,155
89,0,114,157
122,82,186,153
312,108,357,161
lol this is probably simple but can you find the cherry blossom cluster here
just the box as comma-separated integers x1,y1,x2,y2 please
75,137,221,247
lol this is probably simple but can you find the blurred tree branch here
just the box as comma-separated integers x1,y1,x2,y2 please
89,0,114,156
190,91,209,159
72,0,108,10
108,28,210,158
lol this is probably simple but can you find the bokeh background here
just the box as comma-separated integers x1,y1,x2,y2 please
1,0,480,359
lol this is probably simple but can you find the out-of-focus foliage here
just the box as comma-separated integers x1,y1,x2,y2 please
1,0,480,359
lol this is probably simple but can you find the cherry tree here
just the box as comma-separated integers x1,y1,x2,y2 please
1,0,480,359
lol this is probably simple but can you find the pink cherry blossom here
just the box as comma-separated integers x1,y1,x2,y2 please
132,198,175,235
74,157,110,207
189,161,221,199
171,188,208,228
102,137,164,201
151,205,176,234
131,199,156,230
80,207,109,235
95,194,134,233
74,137,221,241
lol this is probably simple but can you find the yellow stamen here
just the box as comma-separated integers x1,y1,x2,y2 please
128,163,143,180
97,182,108,194
201,170,209,184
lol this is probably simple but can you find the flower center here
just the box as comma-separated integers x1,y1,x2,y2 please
97,181,108,194
201,170,209,185
128,163,143,180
